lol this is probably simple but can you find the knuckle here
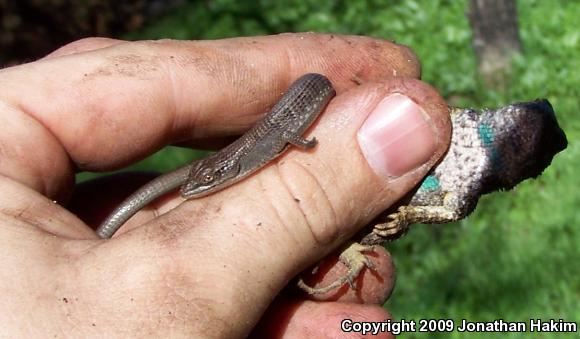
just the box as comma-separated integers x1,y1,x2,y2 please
51,37,122,57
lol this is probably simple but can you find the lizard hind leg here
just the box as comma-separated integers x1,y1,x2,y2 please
297,242,377,294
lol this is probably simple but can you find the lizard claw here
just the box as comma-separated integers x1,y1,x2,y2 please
298,242,376,295
372,207,410,239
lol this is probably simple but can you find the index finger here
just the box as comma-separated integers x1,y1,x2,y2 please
0,33,420,198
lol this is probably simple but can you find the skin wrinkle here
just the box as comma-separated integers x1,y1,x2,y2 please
243,183,306,278
84,52,159,80
168,42,224,78
48,37,124,58
226,51,261,94
329,37,415,84
11,203,51,235
83,44,187,155
221,63,262,129
73,104,115,167
185,44,236,84
325,91,373,131
274,41,296,97
257,165,309,256
0,101,38,168
292,36,342,82
3,100,71,197
332,36,376,81
276,158,340,247
275,161,317,245
104,45,176,136
71,90,148,169
172,44,259,139
0,188,80,239
296,156,340,243
110,54,149,72
161,54,181,137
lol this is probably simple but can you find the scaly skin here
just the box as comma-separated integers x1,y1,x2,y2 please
97,73,335,238
300,99,568,294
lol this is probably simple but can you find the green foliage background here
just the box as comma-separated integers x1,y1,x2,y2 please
85,0,579,337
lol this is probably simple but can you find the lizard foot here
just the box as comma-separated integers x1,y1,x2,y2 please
298,242,376,294
372,206,411,239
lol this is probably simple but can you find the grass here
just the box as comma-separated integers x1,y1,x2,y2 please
82,0,579,336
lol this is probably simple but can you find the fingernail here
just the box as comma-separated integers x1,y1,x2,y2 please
357,93,437,178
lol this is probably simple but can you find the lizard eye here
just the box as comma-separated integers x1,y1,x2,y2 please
202,174,214,183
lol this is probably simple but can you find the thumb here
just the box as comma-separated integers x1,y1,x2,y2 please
90,76,450,332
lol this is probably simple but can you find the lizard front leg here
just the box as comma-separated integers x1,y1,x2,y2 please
370,192,465,240
298,193,467,294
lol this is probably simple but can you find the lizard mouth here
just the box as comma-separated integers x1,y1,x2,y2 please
180,181,214,198
483,98,568,192
526,99,568,178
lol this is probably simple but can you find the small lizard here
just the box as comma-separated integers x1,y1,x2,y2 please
97,74,567,298
299,98,568,294
96,73,336,238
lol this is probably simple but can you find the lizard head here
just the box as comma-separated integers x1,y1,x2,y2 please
481,99,567,193
180,158,240,198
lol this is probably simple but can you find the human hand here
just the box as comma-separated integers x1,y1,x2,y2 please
0,33,450,338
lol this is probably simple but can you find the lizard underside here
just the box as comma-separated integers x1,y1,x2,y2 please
299,99,568,294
